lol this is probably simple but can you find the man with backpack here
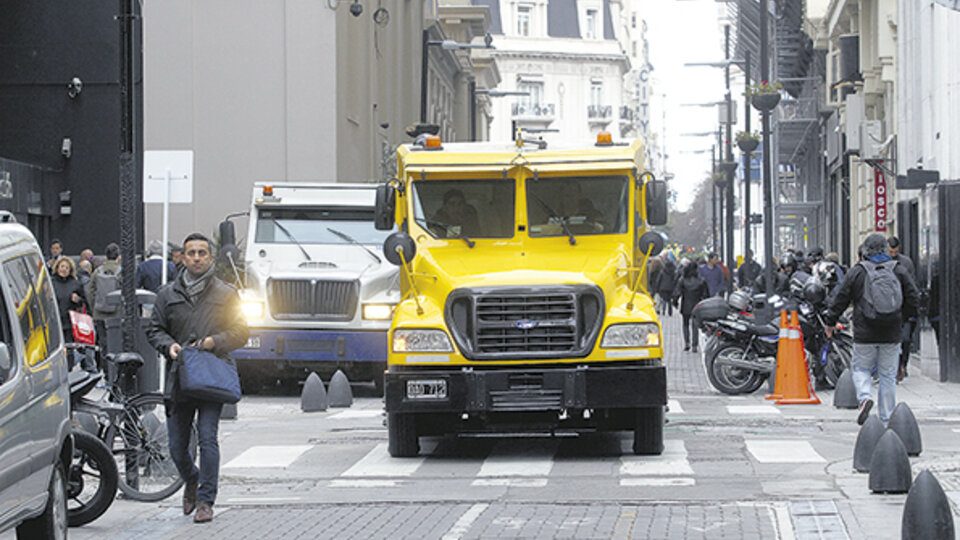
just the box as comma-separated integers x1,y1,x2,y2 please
86,243,122,339
824,233,920,426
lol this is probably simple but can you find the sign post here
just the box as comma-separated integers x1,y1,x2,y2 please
143,150,194,285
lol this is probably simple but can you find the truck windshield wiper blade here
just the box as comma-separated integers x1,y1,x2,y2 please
527,191,576,245
271,218,312,261
326,227,381,264
414,217,475,248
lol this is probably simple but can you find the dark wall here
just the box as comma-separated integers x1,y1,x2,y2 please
0,1,142,256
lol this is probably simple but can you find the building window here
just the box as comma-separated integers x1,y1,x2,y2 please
632,41,637,57
590,81,603,106
631,12,636,28
517,5,532,36
519,81,543,107
585,9,597,40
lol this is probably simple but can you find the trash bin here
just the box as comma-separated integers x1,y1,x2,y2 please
104,289,160,395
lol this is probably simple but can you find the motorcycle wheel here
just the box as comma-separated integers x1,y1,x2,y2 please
68,430,118,527
824,340,852,387
706,344,764,395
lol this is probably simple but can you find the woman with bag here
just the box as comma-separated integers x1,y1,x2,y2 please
51,258,87,339
145,233,248,524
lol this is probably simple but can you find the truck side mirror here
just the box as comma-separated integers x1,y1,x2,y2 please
644,179,668,226
374,183,396,231
219,220,240,263
383,232,416,266
638,231,664,257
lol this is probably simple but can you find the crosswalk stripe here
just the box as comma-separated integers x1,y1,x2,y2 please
223,445,312,469
746,440,825,463
619,439,694,476
668,399,684,413
340,441,435,477
475,441,556,478
620,478,696,487
727,405,781,415
328,409,383,419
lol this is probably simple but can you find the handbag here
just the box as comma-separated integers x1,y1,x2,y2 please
69,308,96,345
177,346,242,404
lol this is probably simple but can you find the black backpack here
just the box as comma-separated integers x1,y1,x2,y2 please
94,267,119,314
859,260,902,322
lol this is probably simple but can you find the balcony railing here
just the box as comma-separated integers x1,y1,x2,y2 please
587,105,612,119
512,103,555,118
619,106,634,122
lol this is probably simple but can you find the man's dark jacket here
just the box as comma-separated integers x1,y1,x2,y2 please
824,258,920,343
145,276,248,403
136,258,179,292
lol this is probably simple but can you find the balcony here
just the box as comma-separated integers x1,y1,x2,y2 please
587,105,612,127
511,102,555,127
619,106,634,122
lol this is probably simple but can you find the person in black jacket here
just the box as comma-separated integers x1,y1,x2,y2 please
674,261,709,353
145,233,248,524
824,233,920,426
137,240,179,292
887,236,917,381
657,256,678,317
51,257,87,345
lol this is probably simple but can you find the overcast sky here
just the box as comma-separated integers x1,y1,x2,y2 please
644,0,735,211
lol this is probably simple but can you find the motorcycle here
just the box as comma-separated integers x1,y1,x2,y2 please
68,369,119,527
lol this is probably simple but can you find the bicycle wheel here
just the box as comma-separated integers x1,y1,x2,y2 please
109,393,196,502
67,430,118,527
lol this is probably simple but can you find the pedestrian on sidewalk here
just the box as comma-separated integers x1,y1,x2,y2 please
674,261,709,353
823,233,920,426
699,252,725,297
145,233,248,524
657,255,677,316
888,236,917,382
137,239,179,292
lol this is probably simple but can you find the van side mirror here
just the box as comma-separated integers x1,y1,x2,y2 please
0,342,11,376
383,232,416,266
374,184,396,231
644,179,668,226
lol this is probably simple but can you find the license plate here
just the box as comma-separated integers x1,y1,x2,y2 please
245,336,261,349
406,379,447,400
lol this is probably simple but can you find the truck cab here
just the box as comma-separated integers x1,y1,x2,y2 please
233,183,399,392
375,133,669,457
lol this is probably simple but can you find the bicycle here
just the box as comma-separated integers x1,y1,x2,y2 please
67,342,197,502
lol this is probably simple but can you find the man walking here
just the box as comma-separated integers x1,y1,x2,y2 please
145,233,248,524
698,252,726,297
888,236,917,381
137,239,179,292
86,242,122,347
824,233,920,426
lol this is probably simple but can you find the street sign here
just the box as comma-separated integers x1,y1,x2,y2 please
143,150,193,203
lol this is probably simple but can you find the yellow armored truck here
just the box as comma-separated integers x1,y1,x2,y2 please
374,132,668,457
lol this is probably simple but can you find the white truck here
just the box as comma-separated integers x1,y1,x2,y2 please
228,182,399,393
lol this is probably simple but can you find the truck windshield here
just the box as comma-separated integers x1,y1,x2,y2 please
527,176,629,237
411,180,515,239
255,208,393,245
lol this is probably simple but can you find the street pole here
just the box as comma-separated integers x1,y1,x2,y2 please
469,79,477,142
724,25,735,275
420,29,429,123
711,144,718,252
716,131,724,256
743,49,752,263
118,0,138,353
760,0,774,296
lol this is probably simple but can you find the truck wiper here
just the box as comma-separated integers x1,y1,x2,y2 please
271,218,312,261
326,227,381,264
414,217,475,248
527,191,576,245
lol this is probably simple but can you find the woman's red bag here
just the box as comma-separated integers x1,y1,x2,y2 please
69,308,96,345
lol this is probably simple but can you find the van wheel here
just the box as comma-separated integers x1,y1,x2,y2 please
17,462,68,540
387,413,419,457
633,406,664,455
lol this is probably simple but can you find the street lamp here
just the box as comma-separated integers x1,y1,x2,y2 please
470,87,529,141
421,31,494,123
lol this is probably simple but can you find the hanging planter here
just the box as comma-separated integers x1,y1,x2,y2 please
747,81,782,112
712,172,728,188
718,161,739,176
736,131,760,153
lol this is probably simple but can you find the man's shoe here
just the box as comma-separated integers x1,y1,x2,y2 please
194,502,214,523
897,365,908,382
683,345,690,352
691,346,698,354
182,481,198,515
857,399,874,425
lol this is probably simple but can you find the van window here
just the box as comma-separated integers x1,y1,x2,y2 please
0,286,14,385
3,253,59,367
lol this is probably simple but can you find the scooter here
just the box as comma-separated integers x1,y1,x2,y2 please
67,369,119,527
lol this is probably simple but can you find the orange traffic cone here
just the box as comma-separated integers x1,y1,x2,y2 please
776,311,820,405
765,310,789,400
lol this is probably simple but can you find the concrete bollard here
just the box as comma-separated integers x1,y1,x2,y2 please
221,402,238,420
889,402,922,457
869,430,912,494
300,372,328,412
901,470,955,540
328,369,353,408
854,415,885,473
833,369,858,409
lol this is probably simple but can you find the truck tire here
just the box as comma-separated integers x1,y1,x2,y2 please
387,413,419,457
633,406,664,455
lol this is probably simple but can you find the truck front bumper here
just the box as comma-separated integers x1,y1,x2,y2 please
384,362,666,414
232,328,387,363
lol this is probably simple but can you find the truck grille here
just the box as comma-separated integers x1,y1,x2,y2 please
446,285,604,361
268,279,358,320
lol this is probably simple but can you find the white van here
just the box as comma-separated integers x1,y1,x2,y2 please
0,214,72,539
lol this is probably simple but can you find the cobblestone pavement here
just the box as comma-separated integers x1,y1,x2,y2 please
661,311,714,396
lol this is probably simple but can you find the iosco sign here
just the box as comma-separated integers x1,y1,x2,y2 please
874,168,887,231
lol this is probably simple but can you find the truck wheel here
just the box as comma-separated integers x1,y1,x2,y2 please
373,372,384,397
633,406,664,455
239,369,263,395
387,413,419,457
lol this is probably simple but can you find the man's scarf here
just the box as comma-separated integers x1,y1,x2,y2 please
181,263,216,302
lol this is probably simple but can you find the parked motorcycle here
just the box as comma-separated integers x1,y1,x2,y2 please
68,370,119,527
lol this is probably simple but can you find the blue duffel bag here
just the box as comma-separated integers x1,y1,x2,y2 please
177,347,242,404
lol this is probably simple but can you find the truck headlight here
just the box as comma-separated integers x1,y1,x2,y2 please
393,329,453,353
601,323,660,348
363,303,395,320
242,299,265,320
